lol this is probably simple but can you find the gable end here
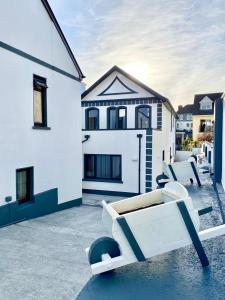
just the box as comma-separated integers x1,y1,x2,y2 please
41,0,84,79
98,76,138,96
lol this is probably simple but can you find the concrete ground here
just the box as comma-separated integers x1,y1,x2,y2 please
0,180,225,300
0,193,124,300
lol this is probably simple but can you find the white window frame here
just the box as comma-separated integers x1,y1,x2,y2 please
200,97,212,110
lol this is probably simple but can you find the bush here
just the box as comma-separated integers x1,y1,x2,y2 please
197,132,213,143
181,138,195,151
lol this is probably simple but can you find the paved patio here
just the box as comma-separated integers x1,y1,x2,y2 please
0,193,124,300
0,179,225,300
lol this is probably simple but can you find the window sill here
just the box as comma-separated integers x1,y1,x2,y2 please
32,126,51,130
82,178,123,184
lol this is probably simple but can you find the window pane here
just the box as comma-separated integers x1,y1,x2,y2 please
96,155,111,179
109,109,117,129
34,89,43,124
17,171,28,201
88,109,98,129
16,168,32,204
112,156,121,179
118,108,126,129
137,107,150,129
85,155,95,177
84,155,122,181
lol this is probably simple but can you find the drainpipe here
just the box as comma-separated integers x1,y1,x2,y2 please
137,134,143,194
82,135,90,143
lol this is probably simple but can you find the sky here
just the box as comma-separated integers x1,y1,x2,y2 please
48,0,225,108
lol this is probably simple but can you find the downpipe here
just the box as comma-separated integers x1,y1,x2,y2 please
137,134,143,194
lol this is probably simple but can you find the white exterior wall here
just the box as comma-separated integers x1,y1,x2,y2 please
152,104,176,189
82,130,146,194
0,0,82,206
82,72,154,101
0,0,79,77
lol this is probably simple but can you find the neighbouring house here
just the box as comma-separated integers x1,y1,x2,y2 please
81,66,176,196
0,0,84,226
176,104,193,132
176,104,193,149
192,93,223,141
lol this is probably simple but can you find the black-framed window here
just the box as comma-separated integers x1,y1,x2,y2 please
118,107,126,129
33,75,48,127
84,154,122,181
135,105,151,129
107,106,127,129
86,108,99,130
16,167,34,204
108,107,117,129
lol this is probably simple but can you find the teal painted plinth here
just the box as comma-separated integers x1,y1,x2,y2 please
0,188,82,228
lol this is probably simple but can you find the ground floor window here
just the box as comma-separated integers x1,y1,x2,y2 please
16,167,34,204
84,154,122,181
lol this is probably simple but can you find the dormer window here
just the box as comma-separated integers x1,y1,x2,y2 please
200,97,212,110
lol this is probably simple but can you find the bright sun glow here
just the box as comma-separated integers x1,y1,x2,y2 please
122,62,149,83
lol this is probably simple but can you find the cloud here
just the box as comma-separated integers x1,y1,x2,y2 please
49,0,225,108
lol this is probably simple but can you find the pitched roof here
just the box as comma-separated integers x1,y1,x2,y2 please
177,104,193,114
82,65,177,116
41,0,84,79
192,92,223,115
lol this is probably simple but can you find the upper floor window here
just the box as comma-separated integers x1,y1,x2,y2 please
118,107,126,129
200,102,212,110
33,75,48,127
200,98,212,110
107,106,127,129
179,114,183,121
108,107,117,129
86,108,99,130
186,113,192,121
135,105,151,129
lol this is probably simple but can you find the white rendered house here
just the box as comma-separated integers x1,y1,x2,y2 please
0,0,84,226
82,66,176,196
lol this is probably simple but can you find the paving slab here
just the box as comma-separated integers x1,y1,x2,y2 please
0,182,224,300
77,181,225,300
